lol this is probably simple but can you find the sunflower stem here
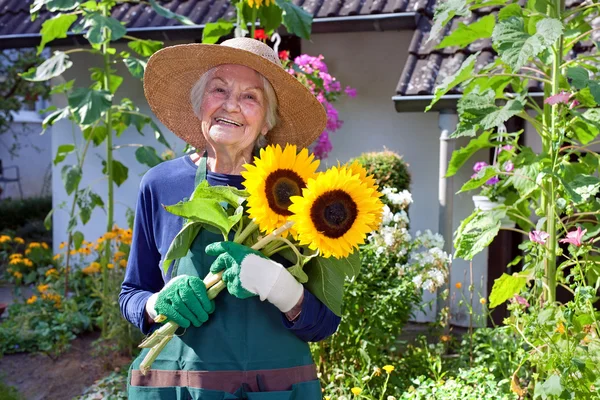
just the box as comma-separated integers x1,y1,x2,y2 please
251,221,295,250
234,220,259,245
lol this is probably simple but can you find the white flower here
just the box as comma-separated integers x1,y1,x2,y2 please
412,275,423,287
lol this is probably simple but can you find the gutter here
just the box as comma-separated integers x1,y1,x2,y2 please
0,12,418,50
392,92,545,113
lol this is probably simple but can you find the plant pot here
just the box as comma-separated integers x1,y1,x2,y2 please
472,195,514,228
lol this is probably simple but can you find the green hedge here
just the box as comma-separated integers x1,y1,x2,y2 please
0,197,52,232
351,150,411,192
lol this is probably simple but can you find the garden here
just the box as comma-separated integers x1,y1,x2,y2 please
1,0,599,398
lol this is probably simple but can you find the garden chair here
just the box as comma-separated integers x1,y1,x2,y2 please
0,159,23,199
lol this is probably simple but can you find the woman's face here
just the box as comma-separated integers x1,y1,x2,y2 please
199,64,268,154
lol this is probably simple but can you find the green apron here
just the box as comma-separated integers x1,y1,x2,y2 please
128,154,322,400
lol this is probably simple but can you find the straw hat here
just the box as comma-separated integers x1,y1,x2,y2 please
143,38,327,150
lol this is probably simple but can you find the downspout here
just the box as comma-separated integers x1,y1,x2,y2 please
437,111,457,323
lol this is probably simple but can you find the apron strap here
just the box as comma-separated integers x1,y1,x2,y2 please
194,151,208,187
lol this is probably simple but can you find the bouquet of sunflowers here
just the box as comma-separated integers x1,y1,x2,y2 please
138,144,383,373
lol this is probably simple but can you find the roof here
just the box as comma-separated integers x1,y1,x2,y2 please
0,0,435,48
394,0,600,110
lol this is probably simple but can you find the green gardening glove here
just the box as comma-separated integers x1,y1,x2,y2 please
145,275,215,328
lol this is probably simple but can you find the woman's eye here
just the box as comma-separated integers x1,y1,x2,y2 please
244,94,256,100
213,87,226,93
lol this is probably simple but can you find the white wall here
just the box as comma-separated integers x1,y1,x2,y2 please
0,112,51,199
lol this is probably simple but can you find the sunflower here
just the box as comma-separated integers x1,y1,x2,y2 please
347,160,383,229
289,165,384,258
242,144,320,235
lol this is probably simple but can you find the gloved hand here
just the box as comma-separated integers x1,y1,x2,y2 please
145,275,215,328
206,242,303,313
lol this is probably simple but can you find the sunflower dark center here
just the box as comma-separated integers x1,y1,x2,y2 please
265,169,305,216
310,190,358,238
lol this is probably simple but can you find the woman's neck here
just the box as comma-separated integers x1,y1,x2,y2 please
192,147,252,174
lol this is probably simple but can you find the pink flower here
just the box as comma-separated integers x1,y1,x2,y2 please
486,176,500,185
278,50,289,61
569,100,580,109
504,160,514,172
313,132,332,159
559,226,587,247
511,295,530,308
345,86,357,98
544,91,571,105
501,145,513,152
529,230,550,244
473,161,488,173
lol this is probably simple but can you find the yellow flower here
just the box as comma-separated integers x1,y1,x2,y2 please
289,165,384,258
14,237,24,244
373,367,382,376
69,249,77,256
37,284,50,293
53,254,61,261
9,259,21,265
41,242,49,249
347,161,382,228
440,335,451,342
557,323,566,334
9,253,22,261
480,298,487,305
82,262,101,275
114,251,126,260
242,144,319,236
324,397,331,400
383,365,395,374
104,232,117,240
27,295,38,304
45,268,58,277
28,242,41,248
107,263,114,269
455,282,462,289
13,271,23,279
246,0,272,8
25,249,32,256
42,292,62,308
0,235,12,243
22,258,33,268
351,387,362,396
59,242,66,249
119,259,127,268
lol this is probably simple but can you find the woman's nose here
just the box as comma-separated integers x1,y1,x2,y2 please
223,94,240,112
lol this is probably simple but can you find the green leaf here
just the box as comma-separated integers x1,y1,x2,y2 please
82,13,126,44
571,108,600,144
567,66,589,90
90,68,123,94
275,0,312,40
429,0,471,41
149,119,172,149
189,180,248,207
508,163,540,197
497,3,522,20
458,166,498,193
489,273,527,308
22,51,73,82
50,79,75,94
202,20,235,44
446,131,493,177
43,107,70,129
123,57,147,79
437,15,495,49
45,0,80,11
135,146,163,168
68,88,112,125
61,165,82,195
588,81,600,104
82,125,108,146
72,231,84,250
164,197,237,238
127,39,163,57
162,221,203,273
259,2,284,34
454,208,505,260
149,0,195,25
426,54,477,112
102,160,128,186
492,17,563,71
541,374,563,396
567,175,600,202
44,208,54,230
54,144,76,165
37,13,77,54
304,251,361,316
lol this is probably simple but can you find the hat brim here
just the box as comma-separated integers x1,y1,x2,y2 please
143,43,327,151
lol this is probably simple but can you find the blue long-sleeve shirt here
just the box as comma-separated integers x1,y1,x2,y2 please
119,155,340,341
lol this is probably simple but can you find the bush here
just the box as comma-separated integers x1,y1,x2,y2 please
0,197,52,237
351,150,411,212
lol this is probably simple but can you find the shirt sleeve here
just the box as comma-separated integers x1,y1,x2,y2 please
280,288,341,342
119,175,164,334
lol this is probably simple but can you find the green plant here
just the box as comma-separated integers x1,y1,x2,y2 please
0,197,52,232
1,235,55,287
74,370,128,400
0,377,23,400
351,151,411,213
428,0,600,396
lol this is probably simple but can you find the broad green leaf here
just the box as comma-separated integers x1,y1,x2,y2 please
458,166,498,193
135,146,163,168
429,0,471,41
190,180,248,206
102,160,128,186
37,13,77,54
31,0,48,13
44,208,54,230
68,88,112,125
50,79,75,94
72,231,84,250
61,165,82,195
541,374,563,396
454,208,505,260
446,131,493,177
508,163,540,197
45,0,80,11
149,0,195,25
304,251,361,316
571,108,600,144
426,54,477,112
202,20,235,44
89,191,104,208
90,68,123,94
123,57,146,79
22,51,72,81
121,111,147,134
54,143,76,165
275,0,312,40
82,13,126,44
82,125,108,146
165,197,236,238
42,106,70,129
479,97,525,129
437,15,495,49
464,75,512,98
567,66,589,90
149,119,172,149
567,175,600,202
127,39,163,57
588,81,600,104
162,221,203,273
497,3,522,20
489,273,527,308
260,2,284,34
492,17,562,71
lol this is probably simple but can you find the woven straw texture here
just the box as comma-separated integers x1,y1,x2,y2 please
144,38,327,150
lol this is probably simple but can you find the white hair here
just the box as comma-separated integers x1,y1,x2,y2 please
190,66,279,141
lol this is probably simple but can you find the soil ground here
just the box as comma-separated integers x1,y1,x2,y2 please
0,330,130,400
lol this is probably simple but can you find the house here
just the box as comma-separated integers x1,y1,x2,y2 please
5,0,586,326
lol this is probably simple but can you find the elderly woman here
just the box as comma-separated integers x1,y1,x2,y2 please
119,38,340,399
